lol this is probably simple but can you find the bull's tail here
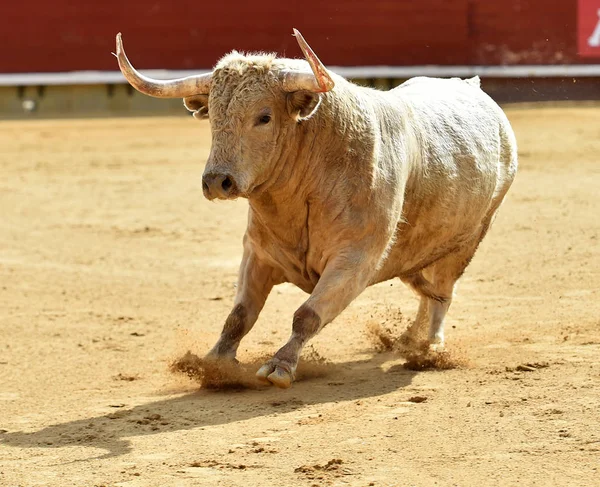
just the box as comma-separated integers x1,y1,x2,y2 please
401,272,450,303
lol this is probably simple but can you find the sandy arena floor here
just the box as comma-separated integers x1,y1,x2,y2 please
1,104,599,486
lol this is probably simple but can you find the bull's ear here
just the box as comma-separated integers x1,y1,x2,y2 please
286,91,321,121
183,94,210,120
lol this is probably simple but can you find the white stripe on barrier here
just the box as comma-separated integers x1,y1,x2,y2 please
1,65,600,87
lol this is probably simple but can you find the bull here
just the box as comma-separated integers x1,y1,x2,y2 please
115,29,517,388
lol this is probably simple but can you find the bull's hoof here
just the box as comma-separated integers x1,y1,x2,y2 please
255,363,273,383
267,366,293,389
256,362,293,389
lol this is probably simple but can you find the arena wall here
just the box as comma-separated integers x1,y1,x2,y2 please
2,0,597,73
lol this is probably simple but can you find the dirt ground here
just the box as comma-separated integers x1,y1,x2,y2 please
1,104,599,487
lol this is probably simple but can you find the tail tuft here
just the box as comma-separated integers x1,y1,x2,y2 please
402,273,450,303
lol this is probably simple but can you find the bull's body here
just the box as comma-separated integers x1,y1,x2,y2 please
116,31,517,388
247,74,516,295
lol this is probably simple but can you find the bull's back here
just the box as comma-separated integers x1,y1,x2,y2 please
376,76,517,280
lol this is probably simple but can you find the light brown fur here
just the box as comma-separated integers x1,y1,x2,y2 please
191,55,517,387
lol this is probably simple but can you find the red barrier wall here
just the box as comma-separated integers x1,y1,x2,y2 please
1,0,595,73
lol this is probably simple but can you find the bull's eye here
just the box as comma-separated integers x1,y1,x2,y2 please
258,114,271,125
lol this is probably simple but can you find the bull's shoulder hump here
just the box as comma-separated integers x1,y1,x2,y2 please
393,75,481,93
465,75,481,88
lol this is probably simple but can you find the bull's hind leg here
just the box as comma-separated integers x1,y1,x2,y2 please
425,231,489,350
401,267,434,346
427,289,452,349
403,269,453,350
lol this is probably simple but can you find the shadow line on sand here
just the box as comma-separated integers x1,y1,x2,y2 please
1,353,420,460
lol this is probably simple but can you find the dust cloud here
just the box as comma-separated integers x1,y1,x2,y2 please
366,319,468,370
170,348,334,390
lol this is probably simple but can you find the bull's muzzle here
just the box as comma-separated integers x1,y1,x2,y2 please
202,172,238,200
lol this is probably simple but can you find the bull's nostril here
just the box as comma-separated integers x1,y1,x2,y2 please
202,180,209,193
221,176,233,192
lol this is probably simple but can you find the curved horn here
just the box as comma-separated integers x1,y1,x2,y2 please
281,29,335,93
114,33,211,98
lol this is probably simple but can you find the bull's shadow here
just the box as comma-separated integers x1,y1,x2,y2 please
0,353,419,460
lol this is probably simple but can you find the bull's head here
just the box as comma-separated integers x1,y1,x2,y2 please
115,29,334,200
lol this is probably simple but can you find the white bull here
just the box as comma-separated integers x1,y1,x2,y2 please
115,29,518,388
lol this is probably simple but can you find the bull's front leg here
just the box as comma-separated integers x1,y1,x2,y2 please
207,245,281,360
256,251,380,388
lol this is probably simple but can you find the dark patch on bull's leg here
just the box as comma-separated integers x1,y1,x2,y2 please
275,306,321,366
256,305,321,388
293,305,322,335
208,304,247,359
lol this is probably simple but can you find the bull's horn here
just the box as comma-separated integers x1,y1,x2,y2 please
281,29,335,93
114,33,211,97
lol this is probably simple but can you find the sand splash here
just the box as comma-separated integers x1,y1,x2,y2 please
366,320,468,370
170,349,334,390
